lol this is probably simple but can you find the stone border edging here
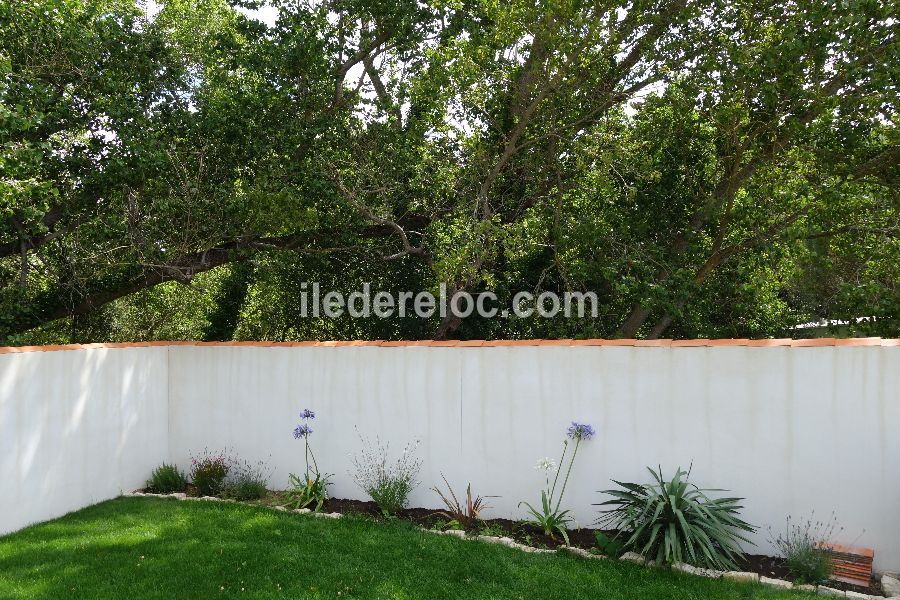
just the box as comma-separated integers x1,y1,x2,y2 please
123,491,887,598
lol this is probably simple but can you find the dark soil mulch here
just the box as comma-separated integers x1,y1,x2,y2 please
140,488,885,596
738,554,881,595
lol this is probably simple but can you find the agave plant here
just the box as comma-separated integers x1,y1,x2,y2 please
596,466,755,570
432,473,494,531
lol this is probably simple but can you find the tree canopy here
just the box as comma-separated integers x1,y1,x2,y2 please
1,0,897,343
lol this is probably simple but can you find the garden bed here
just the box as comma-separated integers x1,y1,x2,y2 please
241,492,884,596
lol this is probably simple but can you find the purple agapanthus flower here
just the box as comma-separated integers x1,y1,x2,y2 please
299,408,316,420
567,421,595,441
293,423,313,438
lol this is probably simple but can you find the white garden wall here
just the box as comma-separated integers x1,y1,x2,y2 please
2,341,898,571
0,346,169,537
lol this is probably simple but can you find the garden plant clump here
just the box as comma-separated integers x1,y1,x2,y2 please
286,408,333,511
351,431,422,516
189,449,231,497
767,513,840,585
596,465,755,570
432,473,494,532
146,463,187,494
222,457,271,501
520,422,594,544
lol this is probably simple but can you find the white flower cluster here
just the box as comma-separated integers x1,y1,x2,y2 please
534,457,557,473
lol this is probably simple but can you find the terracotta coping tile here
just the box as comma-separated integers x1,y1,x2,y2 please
790,338,838,347
745,339,794,346
671,339,710,347
707,338,750,346
456,340,486,347
428,340,460,347
567,339,609,346
500,339,544,346
836,337,882,346
597,339,639,346
633,339,673,347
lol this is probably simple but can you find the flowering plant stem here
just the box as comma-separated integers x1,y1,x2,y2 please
551,438,581,514
305,437,320,478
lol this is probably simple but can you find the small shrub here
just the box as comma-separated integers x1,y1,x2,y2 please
222,457,271,501
350,431,421,516
520,421,595,545
146,463,186,493
432,473,494,532
767,513,838,584
190,449,230,496
594,530,626,558
286,408,333,511
597,466,755,570
479,522,504,537
433,518,463,531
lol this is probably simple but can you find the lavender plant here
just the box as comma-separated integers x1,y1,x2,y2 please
351,431,422,516
286,408,333,511
519,422,595,544
767,513,840,584
222,457,271,501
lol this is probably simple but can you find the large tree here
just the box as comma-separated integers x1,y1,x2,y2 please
1,0,896,343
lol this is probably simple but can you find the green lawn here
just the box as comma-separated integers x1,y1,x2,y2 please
0,497,811,600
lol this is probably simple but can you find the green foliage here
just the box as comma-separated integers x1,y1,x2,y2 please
351,435,421,516
1,0,896,343
767,514,838,585
146,463,187,494
432,474,493,532
221,457,270,501
477,522,505,538
286,472,332,512
594,530,626,559
189,450,230,497
520,490,572,545
597,467,755,570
